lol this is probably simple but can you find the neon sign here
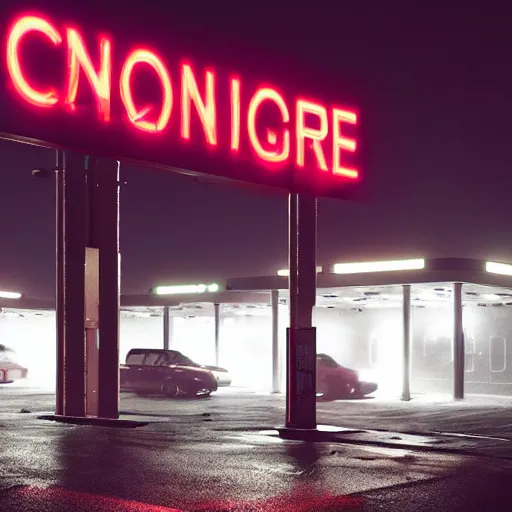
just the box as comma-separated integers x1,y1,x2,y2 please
1,12,360,199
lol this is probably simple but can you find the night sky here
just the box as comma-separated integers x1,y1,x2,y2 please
0,2,510,299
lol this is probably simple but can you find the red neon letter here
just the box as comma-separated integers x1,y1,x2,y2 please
230,78,241,152
65,28,112,121
296,100,328,171
332,108,358,178
181,64,217,146
6,15,62,107
120,49,173,133
247,88,290,163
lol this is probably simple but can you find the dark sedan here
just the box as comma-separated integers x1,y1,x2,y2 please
120,348,218,398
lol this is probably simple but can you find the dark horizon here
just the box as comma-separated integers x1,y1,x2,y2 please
0,2,511,299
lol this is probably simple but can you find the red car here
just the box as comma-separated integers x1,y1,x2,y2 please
0,345,28,384
316,353,377,400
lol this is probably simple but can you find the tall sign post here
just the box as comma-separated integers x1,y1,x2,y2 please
55,149,65,416
286,193,318,430
55,151,87,417
87,157,121,419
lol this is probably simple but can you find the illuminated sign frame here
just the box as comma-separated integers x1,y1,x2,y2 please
0,5,361,200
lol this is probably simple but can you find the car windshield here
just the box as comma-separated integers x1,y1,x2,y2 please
169,352,197,366
0,346,17,363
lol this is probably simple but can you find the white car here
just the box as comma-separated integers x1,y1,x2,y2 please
0,345,28,384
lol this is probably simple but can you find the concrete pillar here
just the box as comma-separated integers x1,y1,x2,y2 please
453,282,464,399
87,157,121,419
55,149,65,416
163,306,170,351
271,290,280,393
402,284,412,401
286,192,317,430
214,303,220,367
56,150,87,417
85,247,99,417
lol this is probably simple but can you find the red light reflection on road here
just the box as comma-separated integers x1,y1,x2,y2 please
15,487,181,511
188,485,364,511
13,485,364,512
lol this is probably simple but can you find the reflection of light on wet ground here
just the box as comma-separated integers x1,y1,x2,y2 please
240,430,419,460
12,487,182,511
355,445,413,458
230,430,286,445
10,485,364,512
186,483,364,511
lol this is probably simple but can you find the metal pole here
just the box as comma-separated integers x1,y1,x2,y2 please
214,303,220,367
84,157,100,418
92,157,121,419
163,306,170,351
286,192,317,430
62,152,87,417
271,290,280,393
453,282,464,399
402,284,412,401
55,149,65,416
84,247,99,417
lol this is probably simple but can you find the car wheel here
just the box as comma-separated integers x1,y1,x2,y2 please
162,380,179,398
350,383,362,398
324,380,357,401
322,378,338,401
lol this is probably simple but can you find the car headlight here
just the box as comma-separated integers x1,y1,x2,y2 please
357,369,378,382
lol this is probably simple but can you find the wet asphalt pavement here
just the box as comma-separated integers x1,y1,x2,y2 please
2,386,512,510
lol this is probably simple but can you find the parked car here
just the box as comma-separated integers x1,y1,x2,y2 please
316,353,378,400
120,348,220,398
0,344,28,384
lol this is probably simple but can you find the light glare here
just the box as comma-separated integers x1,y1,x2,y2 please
486,261,512,276
153,283,220,295
0,291,22,299
332,258,425,275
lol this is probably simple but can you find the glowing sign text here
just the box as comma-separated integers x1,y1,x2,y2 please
4,13,359,190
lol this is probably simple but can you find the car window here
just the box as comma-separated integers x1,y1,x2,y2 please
176,353,196,365
0,348,17,363
126,353,145,365
167,352,180,364
155,354,169,366
144,353,161,366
